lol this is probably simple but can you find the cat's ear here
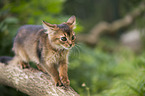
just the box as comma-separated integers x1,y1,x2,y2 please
42,21,59,34
67,16,76,29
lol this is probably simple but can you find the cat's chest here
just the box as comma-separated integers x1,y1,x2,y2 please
45,50,68,64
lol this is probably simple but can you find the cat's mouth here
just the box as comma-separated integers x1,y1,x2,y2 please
53,44,72,50
61,45,72,50
62,46,71,50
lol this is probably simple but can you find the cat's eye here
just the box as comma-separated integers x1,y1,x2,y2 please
61,37,67,41
72,35,75,40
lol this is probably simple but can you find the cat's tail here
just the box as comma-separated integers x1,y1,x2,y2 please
0,56,13,65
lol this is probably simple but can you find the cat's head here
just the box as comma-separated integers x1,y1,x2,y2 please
42,16,76,50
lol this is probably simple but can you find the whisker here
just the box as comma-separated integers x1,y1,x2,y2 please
70,43,82,58
70,46,76,56
74,45,80,56
75,43,82,49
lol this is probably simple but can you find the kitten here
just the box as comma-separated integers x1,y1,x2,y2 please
12,16,76,86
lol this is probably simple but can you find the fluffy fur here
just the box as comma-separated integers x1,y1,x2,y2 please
12,16,76,86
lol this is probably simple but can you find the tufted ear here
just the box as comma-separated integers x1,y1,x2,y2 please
66,16,76,29
42,21,59,34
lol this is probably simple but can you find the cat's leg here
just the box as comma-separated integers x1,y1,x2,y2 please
18,54,30,69
14,47,30,69
59,61,70,86
49,65,63,86
9,55,30,69
38,63,62,86
19,60,30,69
36,64,46,73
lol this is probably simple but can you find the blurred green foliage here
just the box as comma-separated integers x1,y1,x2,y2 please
69,44,145,96
0,0,145,96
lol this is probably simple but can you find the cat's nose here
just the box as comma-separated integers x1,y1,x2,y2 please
69,44,72,47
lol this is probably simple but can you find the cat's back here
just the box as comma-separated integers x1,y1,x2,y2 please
17,25,43,37
19,25,43,31
13,25,46,62
14,25,44,44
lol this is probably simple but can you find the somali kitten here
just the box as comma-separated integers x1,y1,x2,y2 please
12,16,76,86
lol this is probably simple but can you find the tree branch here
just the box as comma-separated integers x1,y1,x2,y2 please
0,61,79,96
77,2,145,46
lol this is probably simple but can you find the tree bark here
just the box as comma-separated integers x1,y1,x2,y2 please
77,2,145,46
0,62,79,96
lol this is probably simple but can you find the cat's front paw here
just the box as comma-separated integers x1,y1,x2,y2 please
19,61,30,69
55,80,63,87
60,76,70,86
